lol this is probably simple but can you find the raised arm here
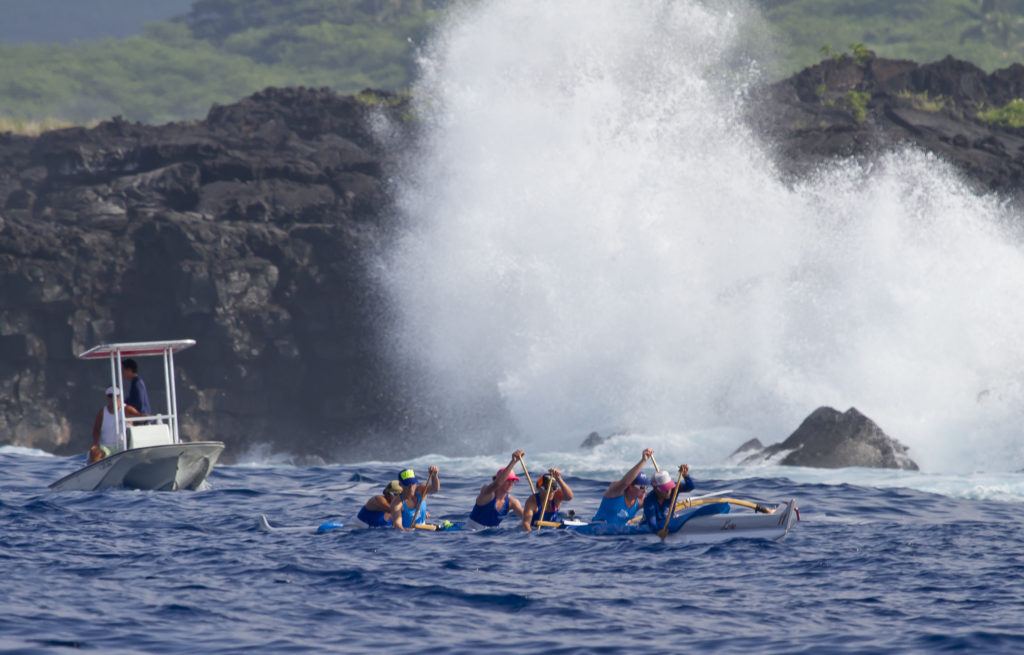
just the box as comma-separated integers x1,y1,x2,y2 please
425,466,440,494
605,448,653,498
476,450,524,504
680,464,694,493
551,468,573,501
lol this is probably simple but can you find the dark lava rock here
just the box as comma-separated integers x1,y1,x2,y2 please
580,431,605,449
729,438,764,458
741,407,919,470
0,87,511,460
753,53,1024,202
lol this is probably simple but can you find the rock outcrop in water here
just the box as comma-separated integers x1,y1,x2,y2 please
739,407,919,470
3,53,1024,460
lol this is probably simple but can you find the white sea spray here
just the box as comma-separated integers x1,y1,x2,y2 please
383,0,1024,473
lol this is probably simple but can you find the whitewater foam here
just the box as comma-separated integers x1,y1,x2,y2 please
384,0,1024,473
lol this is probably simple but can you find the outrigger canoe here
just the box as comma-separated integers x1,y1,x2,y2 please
568,498,799,543
258,497,798,543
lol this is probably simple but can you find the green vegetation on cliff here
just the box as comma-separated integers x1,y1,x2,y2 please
0,0,439,124
2,0,1024,126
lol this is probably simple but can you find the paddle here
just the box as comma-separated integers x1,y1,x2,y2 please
675,496,774,514
409,469,435,530
536,475,555,532
519,456,536,495
650,455,661,473
658,465,686,540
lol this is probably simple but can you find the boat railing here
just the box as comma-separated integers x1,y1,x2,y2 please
124,414,175,423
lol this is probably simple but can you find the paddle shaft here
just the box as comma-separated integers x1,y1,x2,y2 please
658,467,686,539
676,497,774,513
519,457,536,495
536,476,555,532
650,455,661,472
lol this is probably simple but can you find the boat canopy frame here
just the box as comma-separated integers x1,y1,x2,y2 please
78,340,196,451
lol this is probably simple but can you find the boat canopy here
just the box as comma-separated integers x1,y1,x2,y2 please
78,340,196,360
79,339,195,450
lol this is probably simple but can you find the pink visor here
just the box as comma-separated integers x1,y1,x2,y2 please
498,469,520,481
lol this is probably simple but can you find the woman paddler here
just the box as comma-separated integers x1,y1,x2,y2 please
467,450,526,530
591,448,653,526
641,465,694,532
355,480,403,528
521,468,574,532
393,465,440,530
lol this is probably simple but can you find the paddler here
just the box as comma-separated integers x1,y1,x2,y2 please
393,465,440,530
355,480,403,528
640,465,694,532
521,468,574,532
467,449,526,530
590,448,654,526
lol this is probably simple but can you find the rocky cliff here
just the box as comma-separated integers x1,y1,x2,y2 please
3,54,1024,460
755,52,1024,198
0,88,436,460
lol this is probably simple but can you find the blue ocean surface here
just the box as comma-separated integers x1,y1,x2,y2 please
2,447,1024,654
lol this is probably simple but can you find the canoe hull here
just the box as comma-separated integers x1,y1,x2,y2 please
49,442,224,492
672,498,798,544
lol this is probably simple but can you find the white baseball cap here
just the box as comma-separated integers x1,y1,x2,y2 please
653,469,676,492
105,386,120,396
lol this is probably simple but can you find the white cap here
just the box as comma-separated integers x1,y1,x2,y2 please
653,469,675,491
105,386,120,396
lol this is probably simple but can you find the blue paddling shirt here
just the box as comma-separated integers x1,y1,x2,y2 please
356,505,392,528
469,494,511,527
591,495,643,525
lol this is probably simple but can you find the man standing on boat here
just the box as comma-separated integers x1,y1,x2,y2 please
521,468,574,531
591,448,654,526
89,387,142,463
393,465,441,530
641,465,694,532
467,450,526,529
122,358,151,415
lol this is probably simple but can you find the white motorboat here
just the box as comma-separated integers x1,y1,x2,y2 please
49,339,224,492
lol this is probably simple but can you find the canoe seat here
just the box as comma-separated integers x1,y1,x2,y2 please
127,423,173,449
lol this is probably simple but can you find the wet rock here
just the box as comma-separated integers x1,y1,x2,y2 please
740,407,919,470
580,431,605,449
729,438,764,458
754,54,1024,202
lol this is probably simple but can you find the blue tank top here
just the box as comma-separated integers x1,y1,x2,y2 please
531,491,560,524
356,504,392,528
469,494,510,527
591,495,641,525
401,494,427,526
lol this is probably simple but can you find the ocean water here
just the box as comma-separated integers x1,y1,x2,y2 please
3,446,1024,654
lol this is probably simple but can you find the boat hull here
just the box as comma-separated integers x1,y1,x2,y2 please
672,498,798,544
49,442,224,492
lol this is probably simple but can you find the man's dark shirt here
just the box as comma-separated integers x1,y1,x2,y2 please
126,376,152,414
